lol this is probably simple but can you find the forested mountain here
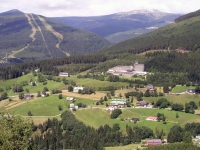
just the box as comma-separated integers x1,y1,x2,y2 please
175,9,200,23
52,9,181,43
0,10,110,62
96,10,200,55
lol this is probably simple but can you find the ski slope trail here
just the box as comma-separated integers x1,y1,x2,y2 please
8,13,37,58
37,16,70,56
30,14,52,57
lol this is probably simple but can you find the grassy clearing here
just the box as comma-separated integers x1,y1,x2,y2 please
68,76,129,89
144,94,200,106
171,85,195,93
74,108,200,135
9,94,97,116
0,74,64,96
105,144,141,150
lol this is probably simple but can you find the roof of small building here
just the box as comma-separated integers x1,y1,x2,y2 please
146,139,162,143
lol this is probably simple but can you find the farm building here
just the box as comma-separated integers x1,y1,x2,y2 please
73,86,84,92
138,100,149,107
130,118,140,122
107,61,147,77
66,97,75,101
109,99,126,108
59,72,70,77
69,103,78,110
187,89,195,94
146,116,158,121
41,92,46,97
146,85,155,91
146,139,162,146
24,94,34,100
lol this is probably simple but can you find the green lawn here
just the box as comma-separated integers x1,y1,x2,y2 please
9,95,97,116
171,85,195,93
74,108,200,135
0,74,64,96
144,94,200,105
68,75,129,89
105,144,141,150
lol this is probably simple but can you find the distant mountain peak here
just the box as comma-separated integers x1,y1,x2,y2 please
0,9,24,15
116,9,169,19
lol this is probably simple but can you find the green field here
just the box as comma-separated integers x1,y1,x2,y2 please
0,74,64,96
74,107,200,134
68,75,129,89
9,95,98,116
144,94,200,106
105,144,141,150
171,85,195,93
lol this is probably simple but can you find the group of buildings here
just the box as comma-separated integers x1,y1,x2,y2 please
107,61,147,77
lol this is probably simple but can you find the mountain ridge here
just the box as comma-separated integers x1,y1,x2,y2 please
0,10,111,62
51,9,181,43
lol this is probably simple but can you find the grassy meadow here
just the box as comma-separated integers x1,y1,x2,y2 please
9,95,97,116
74,107,200,135
144,94,200,106
171,85,195,93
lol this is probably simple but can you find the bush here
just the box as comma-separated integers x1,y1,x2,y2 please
28,111,33,116
110,109,122,119
58,105,63,111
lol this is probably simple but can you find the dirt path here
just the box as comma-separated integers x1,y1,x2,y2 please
37,16,70,56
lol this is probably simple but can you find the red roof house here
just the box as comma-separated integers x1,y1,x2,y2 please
146,139,162,146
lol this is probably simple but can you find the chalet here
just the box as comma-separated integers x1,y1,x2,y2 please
66,97,75,101
69,103,75,110
146,139,162,146
138,100,148,107
187,89,195,94
73,86,84,92
41,92,46,97
130,118,140,122
24,94,34,100
146,85,155,91
59,72,70,77
146,116,158,121
69,103,78,110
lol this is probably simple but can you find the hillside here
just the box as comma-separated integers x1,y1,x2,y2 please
96,13,200,54
0,10,110,62
175,9,200,23
52,9,181,43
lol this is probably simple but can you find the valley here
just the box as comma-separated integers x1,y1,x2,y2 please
1,8,200,150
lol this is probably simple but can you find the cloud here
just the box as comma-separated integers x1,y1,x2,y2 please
0,0,199,17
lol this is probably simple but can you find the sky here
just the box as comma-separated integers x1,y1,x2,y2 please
0,0,200,17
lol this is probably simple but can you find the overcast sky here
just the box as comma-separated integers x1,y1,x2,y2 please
0,0,200,17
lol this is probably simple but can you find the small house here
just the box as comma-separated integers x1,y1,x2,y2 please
66,97,75,101
41,92,46,97
146,139,162,146
146,85,155,91
130,118,140,122
187,89,195,94
73,86,84,92
146,116,158,121
138,100,148,107
24,94,34,100
59,72,70,77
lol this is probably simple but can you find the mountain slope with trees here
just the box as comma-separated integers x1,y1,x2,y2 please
96,11,200,55
0,10,110,62
52,9,181,43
